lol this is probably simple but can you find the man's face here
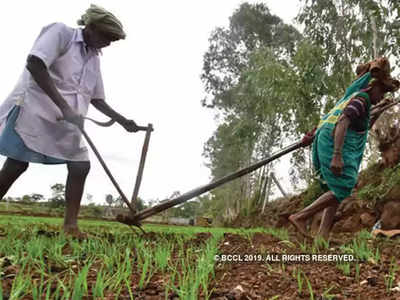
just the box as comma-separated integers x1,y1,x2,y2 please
84,24,118,49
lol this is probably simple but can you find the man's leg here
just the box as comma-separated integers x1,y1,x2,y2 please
64,161,90,234
0,158,29,198
289,191,338,237
317,202,339,240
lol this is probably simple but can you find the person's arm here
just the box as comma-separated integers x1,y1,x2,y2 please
369,98,394,129
90,98,139,132
369,112,382,129
330,115,351,176
26,55,83,128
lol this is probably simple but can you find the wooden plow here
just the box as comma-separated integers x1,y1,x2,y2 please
83,98,399,233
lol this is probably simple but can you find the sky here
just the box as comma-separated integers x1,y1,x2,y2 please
0,1,300,205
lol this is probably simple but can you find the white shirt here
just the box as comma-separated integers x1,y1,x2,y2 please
0,22,105,161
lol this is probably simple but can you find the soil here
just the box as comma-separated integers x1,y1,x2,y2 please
208,231,400,300
2,165,400,299
2,228,400,299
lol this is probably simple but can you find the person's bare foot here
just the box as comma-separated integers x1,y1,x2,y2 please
289,214,311,238
63,226,88,239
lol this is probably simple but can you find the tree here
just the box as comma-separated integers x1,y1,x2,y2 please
115,196,124,208
30,193,44,202
297,0,400,165
21,195,32,204
201,2,303,217
201,1,400,220
86,193,93,205
48,183,66,207
105,194,114,206
135,197,146,211
201,2,301,109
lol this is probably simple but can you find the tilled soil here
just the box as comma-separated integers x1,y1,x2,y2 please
208,231,400,300
1,228,400,299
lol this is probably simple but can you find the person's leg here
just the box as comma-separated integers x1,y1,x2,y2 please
317,202,339,240
289,191,338,237
64,161,90,234
0,158,29,198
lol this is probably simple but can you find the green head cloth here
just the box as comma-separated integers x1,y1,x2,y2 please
77,4,126,40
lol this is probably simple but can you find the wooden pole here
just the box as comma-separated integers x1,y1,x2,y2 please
131,123,153,212
270,172,288,199
262,174,273,213
125,141,303,223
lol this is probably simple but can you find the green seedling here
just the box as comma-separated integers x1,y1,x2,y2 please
304,273,314,300
322,285,335,300
93,269,105,298
138,251,154,290
297,269,304,295
337,262,351,276
313,235,329,250
355,263,360,283
384,257,398,293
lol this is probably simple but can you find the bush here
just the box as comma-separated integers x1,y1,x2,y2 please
83,206,104,218
302,179,324,207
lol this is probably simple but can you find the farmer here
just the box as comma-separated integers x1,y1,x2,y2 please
0,4,139,236
290,57,399,240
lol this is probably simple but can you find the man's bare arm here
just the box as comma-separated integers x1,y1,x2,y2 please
26,55,82,128
91,98,139,132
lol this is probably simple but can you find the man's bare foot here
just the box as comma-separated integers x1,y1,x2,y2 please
63,226,88,239
289,215,311,238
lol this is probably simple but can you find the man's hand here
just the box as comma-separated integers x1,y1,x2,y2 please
330,152,344,176
119,118,140,132
62,107,84,129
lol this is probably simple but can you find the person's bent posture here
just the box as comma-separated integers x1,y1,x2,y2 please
0,5,138,236
289,58,399,240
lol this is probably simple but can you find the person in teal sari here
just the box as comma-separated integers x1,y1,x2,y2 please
290,58,399,240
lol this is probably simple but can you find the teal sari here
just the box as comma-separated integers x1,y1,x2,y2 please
312,72,372,202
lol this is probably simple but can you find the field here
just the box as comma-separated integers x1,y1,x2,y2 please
0,215,400,299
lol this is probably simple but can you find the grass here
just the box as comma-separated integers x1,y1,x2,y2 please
296,268,304,295
0,215,232,299
384,257,398,293
336,262,351,276
0,214,397,299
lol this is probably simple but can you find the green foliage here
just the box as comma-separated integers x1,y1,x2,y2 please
81,205,104,218
298,0,400,70
302,179,325,207
168,201,200,218
48,183,66,208
357,164,400,204
201,2,301,109
297,0,400,164
200,0,400,220
201,3,303,218
384,257,398,293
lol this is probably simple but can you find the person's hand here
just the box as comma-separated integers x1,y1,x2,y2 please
61,107,84,129
119,118,140,132
330,152,344,176
381,98,394,106
301,127,317,147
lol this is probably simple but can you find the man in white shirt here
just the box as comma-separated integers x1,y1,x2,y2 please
0,5,138,236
